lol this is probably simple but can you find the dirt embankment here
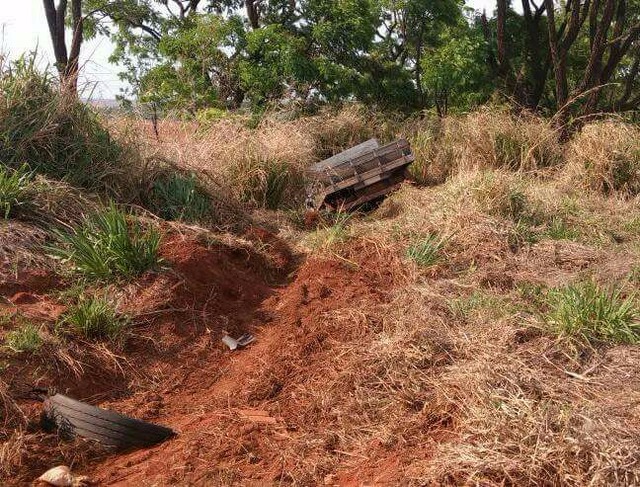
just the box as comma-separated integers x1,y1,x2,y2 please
1,229,400,485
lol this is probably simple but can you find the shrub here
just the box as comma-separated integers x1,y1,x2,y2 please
149,173,211,222
4,324,43,353
406,233,446,267
544,281,640,345
0,164,33,218
0,56,129,194
50,204,161,279
60,296,128,339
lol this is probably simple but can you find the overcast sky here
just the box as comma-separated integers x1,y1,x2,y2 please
1,0,495,100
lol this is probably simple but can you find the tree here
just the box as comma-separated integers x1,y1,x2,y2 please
481,0,640,128
43,0,84,93
544,0,640,127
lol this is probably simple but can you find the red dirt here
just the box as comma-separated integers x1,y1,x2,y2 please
2,233,407,486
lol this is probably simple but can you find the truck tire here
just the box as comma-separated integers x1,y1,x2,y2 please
42,393,175,449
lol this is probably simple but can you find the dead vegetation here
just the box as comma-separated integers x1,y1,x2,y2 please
3,88,640,485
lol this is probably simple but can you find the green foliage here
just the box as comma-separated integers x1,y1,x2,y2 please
544,281,640,345
50,204,161,279
421,23,492,111
4,323,43,353
139,15,246,110
406,233,446,267
0,164,33,218
149,173,211,222
60,296,128,339
239,25,316,106
0,56,124,191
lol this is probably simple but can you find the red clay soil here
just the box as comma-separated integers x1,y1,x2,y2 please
1,234,404,486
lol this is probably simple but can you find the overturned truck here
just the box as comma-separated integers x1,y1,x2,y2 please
307,138,415,211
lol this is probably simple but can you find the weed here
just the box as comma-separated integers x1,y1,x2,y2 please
0,164,33,218
59,296,128,339
150,173,210,222
448,291,503,321
4,323,43,353
544,281,640,345
307,210,352,250
546,217,579,241
406,234,446,267
50,204,161,279
508,219,538,249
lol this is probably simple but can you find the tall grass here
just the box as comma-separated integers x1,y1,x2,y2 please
50,204,161,279
0,164,33,218
0,56,127,193
566,121,640,196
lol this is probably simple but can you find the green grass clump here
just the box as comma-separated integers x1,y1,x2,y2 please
150,173,210,222
546,217,580,241
307,210,352,250
0,164,33,218
406,233,445,267
544,281,640,345
50,204,161,279
4,324,43,353
60,296,128,339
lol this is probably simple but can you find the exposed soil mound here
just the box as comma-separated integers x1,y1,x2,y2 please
86,250,396,486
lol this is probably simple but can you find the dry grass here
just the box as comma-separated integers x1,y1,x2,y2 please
5,103,640,485
263,166,640,485
565,120,640,196
407,109,563,185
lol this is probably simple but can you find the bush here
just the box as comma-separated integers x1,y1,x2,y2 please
406,233,446,267
0,56,128,193
60,296,128,339
4,324,43,353
544,281,640,345
0,164,33,218
50,204,161,279
149,173,211,222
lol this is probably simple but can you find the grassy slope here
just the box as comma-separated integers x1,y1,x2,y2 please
2,102,640,484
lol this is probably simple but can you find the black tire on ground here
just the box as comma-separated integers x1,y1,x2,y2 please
42,394,175,449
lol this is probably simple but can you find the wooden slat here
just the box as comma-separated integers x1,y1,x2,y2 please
323,153,414,196
319,139,410,181
310,139,380,172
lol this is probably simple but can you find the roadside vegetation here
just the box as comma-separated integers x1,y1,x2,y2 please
50,205,161,280
3,52,640,485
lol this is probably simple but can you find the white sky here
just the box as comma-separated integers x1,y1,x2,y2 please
0,0,495,100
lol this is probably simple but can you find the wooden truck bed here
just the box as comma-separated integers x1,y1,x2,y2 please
308,138,414,211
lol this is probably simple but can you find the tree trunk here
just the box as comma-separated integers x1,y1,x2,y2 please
42,0,84,95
